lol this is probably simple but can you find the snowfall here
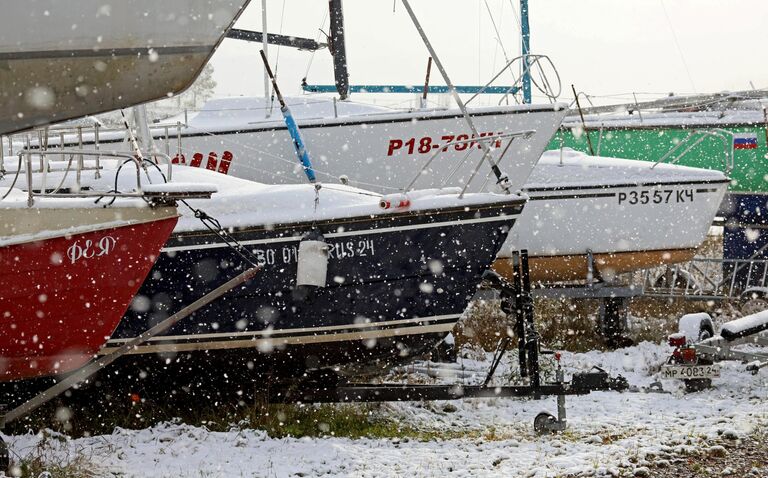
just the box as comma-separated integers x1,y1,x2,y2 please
1,339,766,478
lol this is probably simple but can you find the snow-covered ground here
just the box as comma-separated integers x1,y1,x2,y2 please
3,342,767,477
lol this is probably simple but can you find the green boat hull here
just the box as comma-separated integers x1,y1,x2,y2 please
548,124,767,192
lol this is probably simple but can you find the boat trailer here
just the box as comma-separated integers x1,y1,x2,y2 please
273,251,628,435
0,252,627,471
663,310,768,392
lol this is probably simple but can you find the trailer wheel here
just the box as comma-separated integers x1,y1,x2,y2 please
533,412,557,435
697,318,714,341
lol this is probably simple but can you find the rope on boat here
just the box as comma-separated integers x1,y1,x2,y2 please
179,199,263,269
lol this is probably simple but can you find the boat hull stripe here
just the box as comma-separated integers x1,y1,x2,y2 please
165,211,520,252
103,317,460,354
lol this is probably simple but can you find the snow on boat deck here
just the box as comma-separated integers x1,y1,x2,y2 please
3,342,766,477
168,167,518,233
526,149,728,190
1,162,520,235
173,96,567,134
563,108,766,128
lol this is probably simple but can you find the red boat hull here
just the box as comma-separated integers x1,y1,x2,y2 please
0,215,178,381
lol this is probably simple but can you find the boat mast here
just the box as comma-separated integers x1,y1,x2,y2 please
328,0,349,100
262,0,271,117
260,50,318,184
520,0,531,104
400,0,510,195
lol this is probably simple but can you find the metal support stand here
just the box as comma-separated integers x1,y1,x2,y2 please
534,363,568,435
483,251,539,386
277,250,627,434
599,296,631,348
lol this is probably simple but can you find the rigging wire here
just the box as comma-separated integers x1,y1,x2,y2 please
659,0,697,94
179,199,262,268
273,0,287,76
507,0,523,81
507,0,522,38
484,0,510,65
303,10,329,83
477,2,482,85
0,155,23,200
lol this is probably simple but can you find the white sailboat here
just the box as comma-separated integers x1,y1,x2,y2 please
113,96,728,283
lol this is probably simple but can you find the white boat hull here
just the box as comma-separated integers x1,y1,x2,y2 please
33,98,730,283
166,103,567,194
497,166,729,282
0,0,249,134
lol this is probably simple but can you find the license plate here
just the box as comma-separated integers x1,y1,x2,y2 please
661,364,721,379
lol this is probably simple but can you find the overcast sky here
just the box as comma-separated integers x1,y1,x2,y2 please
208,0,767,106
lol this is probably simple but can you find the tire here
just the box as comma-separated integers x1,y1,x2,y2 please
533,412,556,435
697,318,715,341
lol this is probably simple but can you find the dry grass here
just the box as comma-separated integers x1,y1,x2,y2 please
456,295,730,352
457,233,733,352
7,430,100,478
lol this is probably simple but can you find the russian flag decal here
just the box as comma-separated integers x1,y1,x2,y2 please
733,132,759,150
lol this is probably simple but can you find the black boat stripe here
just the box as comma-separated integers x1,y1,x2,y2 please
0,45,212,61
166,205,522,251
530,193,616,201
166,214,518,252
328,214,516,237
524,178,729,193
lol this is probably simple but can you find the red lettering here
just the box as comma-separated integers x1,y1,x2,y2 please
387,139,403,156
441,135,455,152
190,152,204,168
455,134,469,151
171,153,186,165
218,151,233,175
418,137,432,153
206,152,218,171
405,138,416,154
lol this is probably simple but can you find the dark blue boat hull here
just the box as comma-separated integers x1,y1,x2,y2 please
105,200,523,377
722,192,768,288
